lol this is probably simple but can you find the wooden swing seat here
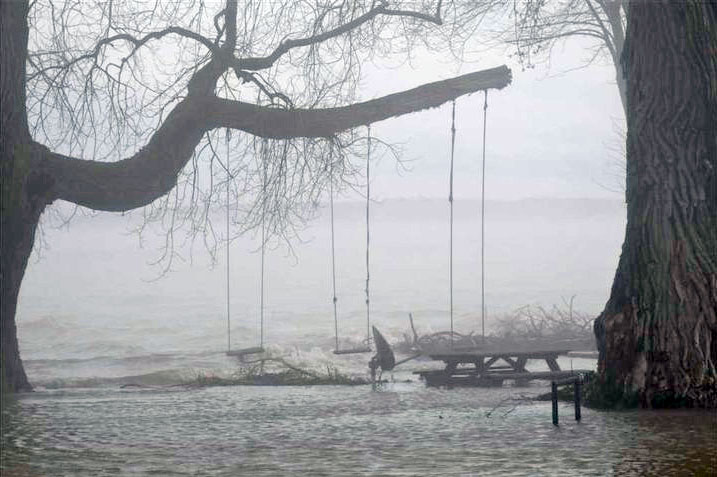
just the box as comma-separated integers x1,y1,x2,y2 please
333,346,372,355
226,346,265,357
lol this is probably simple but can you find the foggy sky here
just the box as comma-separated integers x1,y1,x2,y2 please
18,23,629,361
359,38,626,201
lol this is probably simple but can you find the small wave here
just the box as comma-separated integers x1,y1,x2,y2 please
34,368,205,389
28,344,378,390
25,352,183,366
21,315,76,328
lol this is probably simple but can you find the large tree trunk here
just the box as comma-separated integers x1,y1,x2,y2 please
1,0,45,394
595,1,717,408
1,162,46,395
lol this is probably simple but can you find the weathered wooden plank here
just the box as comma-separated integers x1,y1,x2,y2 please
430,350,569,361
484,365,514,371
487,370,590,380
413,369,590,380
415,370,505,387
431,368,480,376
567,351,599,359
333,346,372,355
226,346,265,357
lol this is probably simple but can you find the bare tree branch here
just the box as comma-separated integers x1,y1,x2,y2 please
234,3,388,71
28,27,217,83
233,0,443,72
382,2,443,25
210,66,511,138
45,65,510,212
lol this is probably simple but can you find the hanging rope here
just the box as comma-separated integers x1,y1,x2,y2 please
329,143,340,351
449,101,456,347
365,125,371,347
481,91,489,343
260,138,268,349
226,129,232,353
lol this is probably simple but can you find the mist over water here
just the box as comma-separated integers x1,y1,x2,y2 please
8,198,717,476
17,198,623,383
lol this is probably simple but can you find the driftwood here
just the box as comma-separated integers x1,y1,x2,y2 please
120,354,368,389
405,313,484,352
493,297,594,344
484,395,536,418
236,354,369,385
403,298,597,355
241,356,322,379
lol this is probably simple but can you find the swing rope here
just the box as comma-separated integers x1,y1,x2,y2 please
329,132,372,355
365,125,372,347
329,143,340,351
449,101,456,347
226,129,232,353
260,138,267,349
224,133,267,357
480,91,488,343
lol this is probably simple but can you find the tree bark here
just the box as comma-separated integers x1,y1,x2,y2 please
1,0,44,394
595,1,717,408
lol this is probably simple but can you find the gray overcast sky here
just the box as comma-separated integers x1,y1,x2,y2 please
355,38,626,201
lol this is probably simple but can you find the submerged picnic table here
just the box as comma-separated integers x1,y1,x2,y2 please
414,349,590,387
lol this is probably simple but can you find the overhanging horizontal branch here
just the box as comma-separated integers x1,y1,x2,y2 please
46,65,511,211
208,65,511,138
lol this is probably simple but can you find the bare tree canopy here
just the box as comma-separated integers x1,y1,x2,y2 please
508,0,626,114
2,0,510,393
25,0,509,211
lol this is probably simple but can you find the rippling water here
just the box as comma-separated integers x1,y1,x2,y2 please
3,384,715,476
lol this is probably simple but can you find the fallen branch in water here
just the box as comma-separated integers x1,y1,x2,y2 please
399,299,597,354
118,355,369,389
484,394,536,418
223,354,369,386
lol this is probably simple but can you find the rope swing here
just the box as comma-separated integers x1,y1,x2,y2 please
329,142,340,351
449,101,456,347
226,128,232,354
447,92,489,348
365,125,372,347
226,133,266,358
331,127,373,355
259,138,267,350
480,91,489,344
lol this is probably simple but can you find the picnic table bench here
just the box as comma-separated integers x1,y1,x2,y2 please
413,349,590,387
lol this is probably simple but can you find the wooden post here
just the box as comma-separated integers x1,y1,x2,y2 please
574,380,582,421
551,381,559,426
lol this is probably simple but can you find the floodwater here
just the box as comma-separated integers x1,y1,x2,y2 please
3,384,715,476
6,198,715,475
